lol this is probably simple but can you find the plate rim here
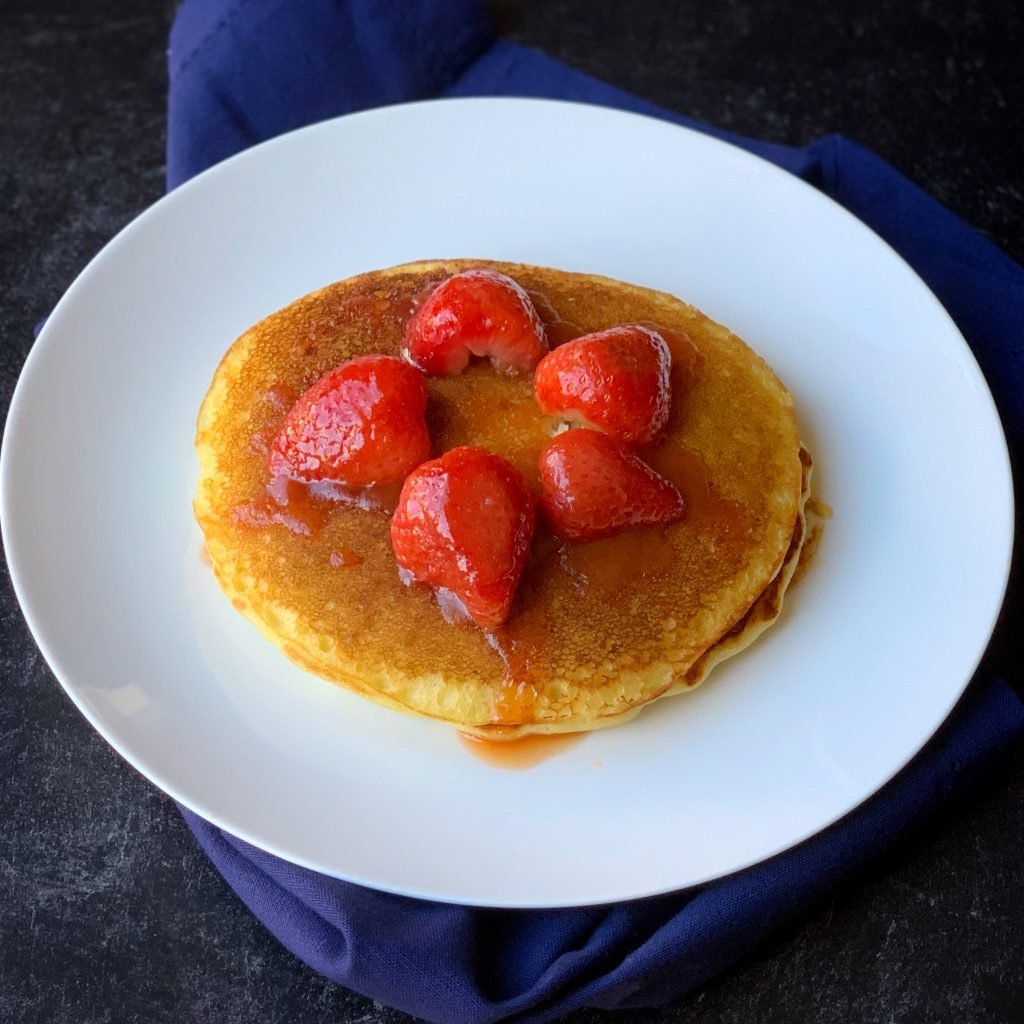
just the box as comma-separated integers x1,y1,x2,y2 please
1,96,1015,908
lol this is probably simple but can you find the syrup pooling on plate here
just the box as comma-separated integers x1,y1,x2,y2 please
458,730,585,770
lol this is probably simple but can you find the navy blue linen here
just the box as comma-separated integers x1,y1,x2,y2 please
169,2,1024,1021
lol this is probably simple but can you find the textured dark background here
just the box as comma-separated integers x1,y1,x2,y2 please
2,1,1023,1022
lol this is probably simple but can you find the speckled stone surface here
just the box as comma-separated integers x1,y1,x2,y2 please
2,1,1022,1022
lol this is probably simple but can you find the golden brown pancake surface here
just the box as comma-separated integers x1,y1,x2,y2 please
195,260,807,736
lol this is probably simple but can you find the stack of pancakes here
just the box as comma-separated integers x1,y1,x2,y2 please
195,260,814,739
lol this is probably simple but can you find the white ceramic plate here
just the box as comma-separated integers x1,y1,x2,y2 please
2,99,1012,908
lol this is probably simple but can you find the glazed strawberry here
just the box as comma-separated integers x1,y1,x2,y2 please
403,269,547,375
269,355,429,487
534,325,672,446
390,446,536,630
538,430,685,541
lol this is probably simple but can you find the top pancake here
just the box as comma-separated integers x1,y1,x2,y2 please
195,260,804,734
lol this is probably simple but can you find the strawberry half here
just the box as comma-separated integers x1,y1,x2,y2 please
403,269,547,376
390,446,536,630
538,429,686,541
534,324,672,446
269,355,429,487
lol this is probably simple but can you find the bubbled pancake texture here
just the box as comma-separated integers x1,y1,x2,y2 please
195,260,806,736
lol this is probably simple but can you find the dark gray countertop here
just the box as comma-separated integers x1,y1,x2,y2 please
2,1,1022,1021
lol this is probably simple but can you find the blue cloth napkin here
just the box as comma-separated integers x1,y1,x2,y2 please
169,2,1024,1021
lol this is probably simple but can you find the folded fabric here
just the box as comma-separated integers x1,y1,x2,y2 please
168,2,1024,1022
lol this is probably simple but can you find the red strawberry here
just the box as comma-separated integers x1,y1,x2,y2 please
534,324,672,446
269,355,429,487
390,446,536,630
538,429,685,541
403,269,547,375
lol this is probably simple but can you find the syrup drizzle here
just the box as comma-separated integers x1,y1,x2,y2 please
641,444,712,518
409,279,443,315
545,319,586,347
234,476,333,536
263,384,298,411
486,604,549,724
558,528,676,599
330,547,363,568
247,385,299,456
338,292,398,317
234,475,401,538
528,289,585,348
639,320,700,385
